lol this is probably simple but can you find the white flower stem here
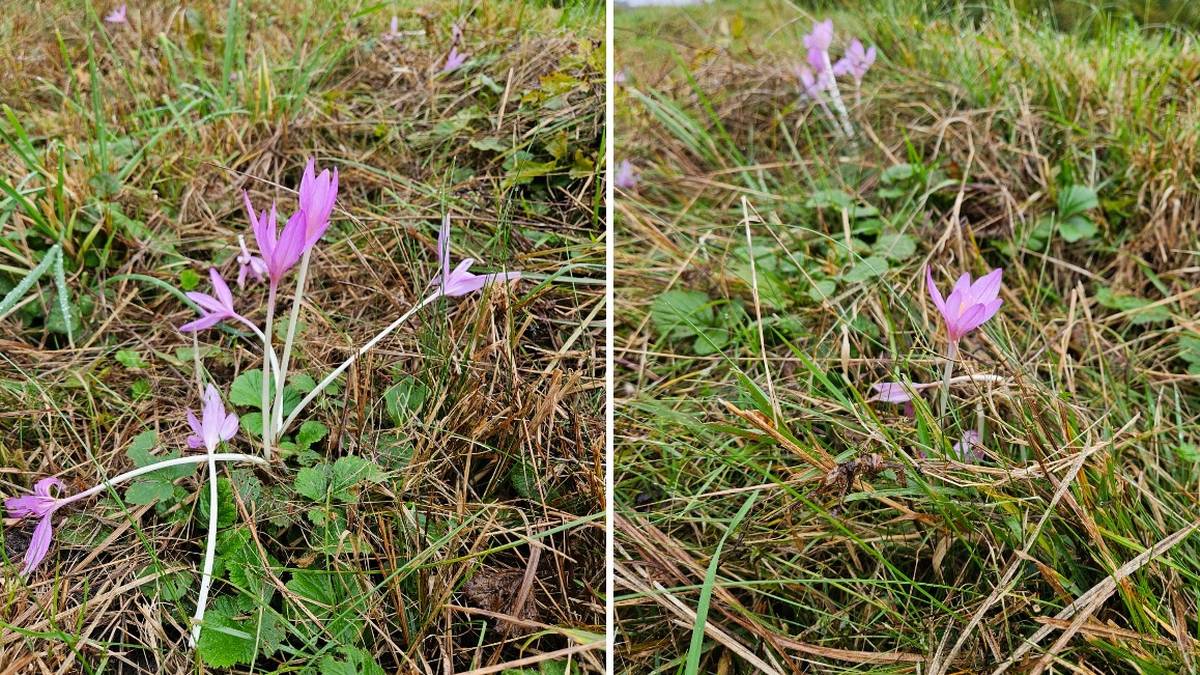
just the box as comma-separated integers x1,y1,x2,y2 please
59,453,267,507
189,446,220,648
273,250,311,437
940,340,957,418
278,292,440,436
821,51,855,139
261,283,277,458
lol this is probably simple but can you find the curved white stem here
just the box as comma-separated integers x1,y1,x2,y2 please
278,293,440,436
261,283,278,457
274,250,311,437
820,51,855,139
59,453,267,507
189,448,220,648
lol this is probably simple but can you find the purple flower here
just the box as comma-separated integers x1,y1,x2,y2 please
186,384,239,452
614,160,638,190
792,64,832,98
244,193,307,283
614,69,628,86
803,19,834,52
442,46,468,73
951,430,983,462
5,477,67,575
298,158,338,248
871,381,913,404
236,235,267,288
384,15,401,41
431,215,520,297
833,39,877,84
104,4,126,24
181,269,248,333
807,47,828,74
926,266,1004,343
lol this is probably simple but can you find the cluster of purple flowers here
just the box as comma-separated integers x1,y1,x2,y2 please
4,157,521,649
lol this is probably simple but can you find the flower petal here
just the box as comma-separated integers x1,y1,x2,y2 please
870,382,912,404
949,302,987,340
209,269,235,310
186,292,226,315
22,516,54,576
33,477,64,498
926,266,946,315
180,314,224,333
220,412,239,442
968,268,1003,306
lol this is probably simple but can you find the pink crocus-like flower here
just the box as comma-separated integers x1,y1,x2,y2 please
442,46,468,73
833,39,877,84
104,4,127,24
4,477,67,575
614,69,628,86
431,215,520,297
951,430,983,462
803,19,834,52
792,64,832,98
298,158,338,248
871,381,914,404
614,160,638,190
181,269,248,332
236,235,267,288
186,384,239,452
926,266,1004,343
244,194,307,283
384,15,401,41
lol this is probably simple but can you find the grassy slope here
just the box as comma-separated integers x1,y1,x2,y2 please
0,0,604,672
615,1,1200,672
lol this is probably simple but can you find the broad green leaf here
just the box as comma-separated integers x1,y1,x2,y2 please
293,466,328,501
1058,215,1097,243
842,256,889,283
1058,184,1098,219
873,233,917,261
649,290,711,339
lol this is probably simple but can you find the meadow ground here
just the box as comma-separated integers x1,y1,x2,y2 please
614,1,1200,672
0,1,604,672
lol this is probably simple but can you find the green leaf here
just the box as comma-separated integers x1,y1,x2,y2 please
295,420,329,450
331,456,383,501
316,647,386,675
136,563,194,601
229,369,266,408
873,233,917,261
384,377,429,426
880,163,916,184
692,325,730,355
1095,287,1170,324
1058,215,1097,243
293,466,328,501
808,279,836,303
197,596,282,667
286,570,367,643
509,460,540,499
1058,184,1098,219
196,477,237,529
240,412,263,438
805,189,852,210
126,430,159,467
841,256,889,283
179,268,201,291
115,349,146,369
125,479,175,505
649,290,711,339
218,527,278,604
